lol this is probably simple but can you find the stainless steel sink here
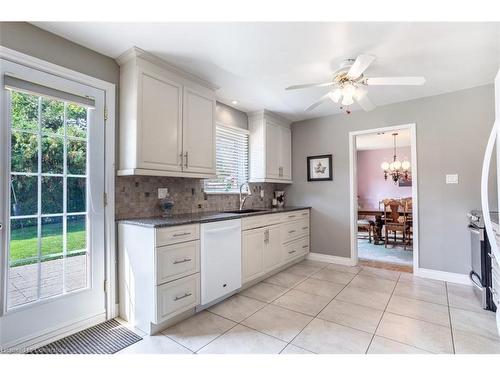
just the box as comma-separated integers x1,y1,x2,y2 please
224,209,268,214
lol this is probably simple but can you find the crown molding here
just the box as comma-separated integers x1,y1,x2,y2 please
116,46,219,91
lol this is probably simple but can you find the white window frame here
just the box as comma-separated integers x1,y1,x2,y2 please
204,123,249,194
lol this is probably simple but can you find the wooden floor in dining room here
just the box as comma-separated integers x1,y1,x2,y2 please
358,259,413,273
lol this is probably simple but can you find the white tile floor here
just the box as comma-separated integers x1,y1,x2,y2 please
117,260,500,354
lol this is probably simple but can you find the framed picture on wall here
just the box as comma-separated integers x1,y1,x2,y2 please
307,154,333,181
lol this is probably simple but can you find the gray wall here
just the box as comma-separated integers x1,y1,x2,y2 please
216,101,248,130
286,85,496,274
0,22,119,85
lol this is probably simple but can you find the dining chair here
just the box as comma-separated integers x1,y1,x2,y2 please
383,199,411,250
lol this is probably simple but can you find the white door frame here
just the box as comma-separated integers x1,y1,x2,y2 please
0,47,116,347
348,123,419,271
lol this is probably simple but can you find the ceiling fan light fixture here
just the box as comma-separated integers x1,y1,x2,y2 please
342,95,354,106
328,89,342,103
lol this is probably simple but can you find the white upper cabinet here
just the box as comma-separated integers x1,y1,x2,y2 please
139,73,183,172
249,110,292,183
117,47,217,178
182,87,216,175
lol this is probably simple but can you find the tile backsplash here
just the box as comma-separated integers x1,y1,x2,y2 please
115,176,280,220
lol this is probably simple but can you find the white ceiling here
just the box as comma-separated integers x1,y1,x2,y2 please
356,129,410,151
32,22,500,121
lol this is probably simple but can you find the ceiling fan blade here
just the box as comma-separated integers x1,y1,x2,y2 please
285,82,335,90
347,54,376,79
354,90,376,111
365,76,426,86
305,92,331,112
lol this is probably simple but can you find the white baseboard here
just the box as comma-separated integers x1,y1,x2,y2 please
414,267,472,285
307,252,356,266
2,313,106,352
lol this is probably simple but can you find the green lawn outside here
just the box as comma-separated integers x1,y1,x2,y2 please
10,220,86,267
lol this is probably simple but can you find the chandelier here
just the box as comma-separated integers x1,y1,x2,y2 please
380,133,411,184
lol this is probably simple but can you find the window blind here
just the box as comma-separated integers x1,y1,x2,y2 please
4,75,95,108
204,124,249,193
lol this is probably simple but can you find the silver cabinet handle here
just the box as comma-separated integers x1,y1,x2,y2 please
179,152,184,166
173,258,192,264
173,232,191,237
288,230,296,234
288,215,296,219
264,229,269,243
288,250,296,254
302,245,309,249
174,292,192,301
184,151,189,168
302,227,308,230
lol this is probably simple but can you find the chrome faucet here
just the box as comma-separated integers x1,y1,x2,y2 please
239,182,252,210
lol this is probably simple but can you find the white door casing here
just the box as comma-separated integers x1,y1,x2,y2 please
0,58,107,349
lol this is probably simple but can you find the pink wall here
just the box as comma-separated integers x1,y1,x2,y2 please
357,146,412,209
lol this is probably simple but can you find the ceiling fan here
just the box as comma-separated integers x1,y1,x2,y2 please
285,55,426,113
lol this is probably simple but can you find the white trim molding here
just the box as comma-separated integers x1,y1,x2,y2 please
414,268,472,285
307,252,357,266
348,123,420,272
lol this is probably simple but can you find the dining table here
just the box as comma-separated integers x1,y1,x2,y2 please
358,208,412,245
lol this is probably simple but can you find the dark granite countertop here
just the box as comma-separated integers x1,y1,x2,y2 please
118,206,311,228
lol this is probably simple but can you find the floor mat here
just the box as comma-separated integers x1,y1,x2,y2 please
29,319,142,354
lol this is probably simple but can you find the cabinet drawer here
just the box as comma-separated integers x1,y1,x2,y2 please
281,219,309,244
283,236,310,262
156,240,200,285
156,273,200,323
242,215,270,230
156,224,199,246
266,213,284,226
283,210,309,222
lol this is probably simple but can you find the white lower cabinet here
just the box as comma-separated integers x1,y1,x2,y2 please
119,223,201,334
241,209,310,284
119,209,310,333
242,227,265,283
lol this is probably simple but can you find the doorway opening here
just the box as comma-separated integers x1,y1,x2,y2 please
349,124,418,273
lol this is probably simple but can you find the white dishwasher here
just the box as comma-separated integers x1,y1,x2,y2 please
200,219,242,306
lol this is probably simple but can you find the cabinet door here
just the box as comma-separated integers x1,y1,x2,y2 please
242,228,265,284
182,87,216,175
265,121,281,179
280,126,292,180
263,225,282,272
138,72,183,171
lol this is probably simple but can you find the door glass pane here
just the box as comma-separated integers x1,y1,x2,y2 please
7,88,92,309
8,218,39,308
67,177,86,213
67,139,87,175
66,103,87,138
41,97,64,134
11,175,38,216
11,91,39,131
41,176,63,214
40,217,63,299
41,135,64,174
66,215,87,292
11,131,38,173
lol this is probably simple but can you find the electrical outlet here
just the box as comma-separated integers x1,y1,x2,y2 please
445,174,459,184
158,188,169,199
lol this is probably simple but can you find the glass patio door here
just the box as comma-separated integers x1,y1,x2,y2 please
0,60,106,349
